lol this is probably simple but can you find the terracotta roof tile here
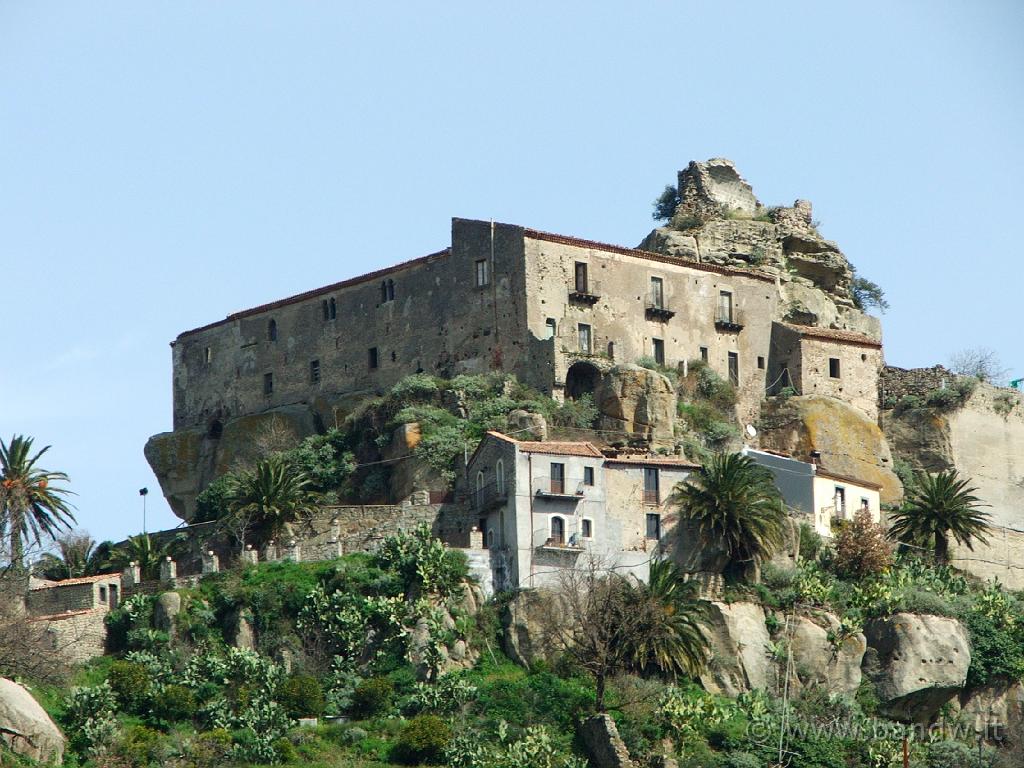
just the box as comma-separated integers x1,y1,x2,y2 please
29,573,122,591
485,431,603,457
781,323,882,348
604,455,700,468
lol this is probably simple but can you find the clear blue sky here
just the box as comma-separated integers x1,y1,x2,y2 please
2,2,1021,544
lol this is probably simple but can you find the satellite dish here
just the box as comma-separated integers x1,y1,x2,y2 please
745,424,758,439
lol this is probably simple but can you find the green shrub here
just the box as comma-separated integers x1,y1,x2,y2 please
110,724,166,767
272,736,299,763
393,714,452,764
63,682,119,757
187,729,233,768
106,660,152,714
153,684,197,723
925,739,993,768
798,522,824,562
696,366,737,409
278,674,326,718
725,752,762,768
389,373,441,402
350,677,395,719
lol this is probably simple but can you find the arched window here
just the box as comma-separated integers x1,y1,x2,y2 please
545,318,557,340
487,529,495,548
475,470,485,508
329,298,337,319
550,516,565,545
387,279,395,301
267,319,277,341
381,281,388,303
495,459,505,494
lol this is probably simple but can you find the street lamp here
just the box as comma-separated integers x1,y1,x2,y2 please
139,487,149,534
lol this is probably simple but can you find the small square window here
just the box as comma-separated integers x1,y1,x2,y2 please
263,372,273,395
475,259,489,287
757,356,765,370
368,348,379,369
582,519,593,538
829,358,841,378
310,359,321,384
583,466,594,486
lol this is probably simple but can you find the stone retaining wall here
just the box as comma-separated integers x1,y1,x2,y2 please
879,365,956,406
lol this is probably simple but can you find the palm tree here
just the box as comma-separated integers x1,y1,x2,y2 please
671,452,785,582
225,455,314,548
112,533,185,580
0,435,75,568
628,559,708,679
33,531,115,580
889,469,991,564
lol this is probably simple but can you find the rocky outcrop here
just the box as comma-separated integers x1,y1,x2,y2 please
154,591,182,635
501,590,555,668
227,608,256,651
759,395,902,504
862,613,971,722
960,680,1024,763
698,601,770,697
779,612,865,695
0,678,64,764
594,365,675,445
507,409,548,441
579,714,636,768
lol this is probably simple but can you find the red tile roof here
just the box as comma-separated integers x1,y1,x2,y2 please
781,323,882,348
485,431,604,457
29,573,122,591
27,608,103,622
604,455,700,469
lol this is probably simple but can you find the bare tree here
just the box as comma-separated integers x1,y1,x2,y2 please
949,347,1009,385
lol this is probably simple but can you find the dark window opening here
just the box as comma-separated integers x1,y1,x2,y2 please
475,259,489,287
578,323,592,354
263,372,273,395
267,319,277,341
368,347,379,369
700,346,709,363
330,298,336,319
574,262,589,293
545,318,557,340
381,281,388,303
390,351,396,362
550,463,565,494
652,338,665,366
387,279,395,301
583,466,594,486
728,351,739,386
646,513,662,540
757,356,765,369
208,419,223,439
582,518,593,538
644,467,660,504
607,341,615,360
310,360,321,384
550,516,565,545
717,291,734,324
829,358,841,378
650,276,664,309
834,486,846,515
99,586,107,603
322,300,329,321
204,346,212,364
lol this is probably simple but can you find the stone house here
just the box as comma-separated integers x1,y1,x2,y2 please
466,431,696,590
25,573,123,663
742,447,882,537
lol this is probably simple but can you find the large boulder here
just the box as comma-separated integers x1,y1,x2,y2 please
759,395,903,504
501,590,555,668
698,601,770,697
595,365,675,445
959,680,1024,763
154,591,182,635
862,613,971,722
579,714,636,768
214,405,319,476
0,677,64,764
781,612,865,695
144,426,213,521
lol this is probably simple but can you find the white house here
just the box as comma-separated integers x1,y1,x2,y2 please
466,431,697,590
741,447,882,537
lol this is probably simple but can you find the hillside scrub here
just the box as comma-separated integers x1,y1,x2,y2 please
676,360,740,457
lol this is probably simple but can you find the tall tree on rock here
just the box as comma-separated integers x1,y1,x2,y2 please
0,435,75,568
225,455,314,548
889,469,991,564
671,452,786,583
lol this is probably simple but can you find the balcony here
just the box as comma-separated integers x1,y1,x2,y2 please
714,308,744,332
645,300,676,321
538,536,586,553
533,476,586,501
471,481,509,511
569,280,602,305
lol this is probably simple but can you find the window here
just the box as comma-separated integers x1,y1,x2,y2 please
861,497,870,513
652,338,665,366
607,341,615,360
644,467,660,504
475,259,489,287
387,279,395,302
330,298,336,319
310,359,321,384
267,319,277,341
700,346,709,363
380,281,388,303
487,529,494,547
550,516,565,545
322,300,330,320
496,459,505,494
368,347,379,369
263,372,273,395
545,318,557,340
578,323,592,354
99,586,107,603
650,276,664,309
550,462,565,494
718,291,734,323
583,466,594,486
834,486,846,515
204,346,212,364
646,513,662,540
757,356,765,370
829,358,841,378
574,262,589,293
728,351,739,386
582,518,593,539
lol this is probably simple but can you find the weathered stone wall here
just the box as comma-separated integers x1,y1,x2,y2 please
25,581,108,616
879,364,956,406
28,610,108,665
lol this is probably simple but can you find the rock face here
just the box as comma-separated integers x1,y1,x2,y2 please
0,677,65,764
698,602,770,697
781,612,865,695
227,609,256,651
759,395,902,504
507,409,548,441
154,591,182,635
594,365,675,444
862,613,971,722
579,714,636,768
960,680,1024,763
676,158,759,218
501,590,553,668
